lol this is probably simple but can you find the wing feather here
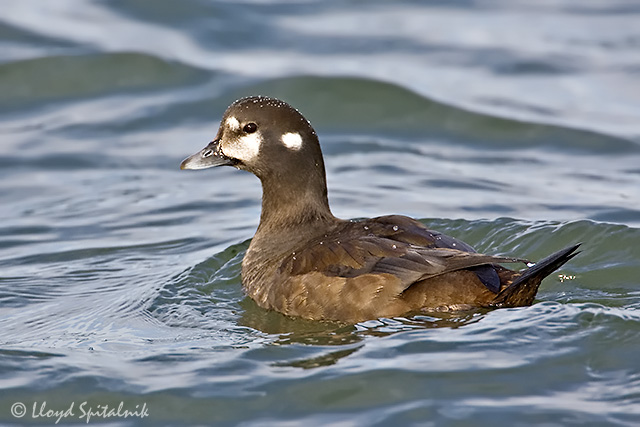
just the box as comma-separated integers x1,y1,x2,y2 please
279,216,527,293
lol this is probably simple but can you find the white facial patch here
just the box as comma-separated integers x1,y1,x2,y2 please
225,116,240,131
281,132,303,150
225,116,240,132
223,132,262,162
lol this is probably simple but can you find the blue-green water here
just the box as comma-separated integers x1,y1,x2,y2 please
1,1,640,425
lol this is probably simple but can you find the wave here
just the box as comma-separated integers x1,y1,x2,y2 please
0,52,210,113
224,75,639,153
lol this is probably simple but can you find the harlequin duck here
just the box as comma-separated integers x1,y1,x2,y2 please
180,96,580,323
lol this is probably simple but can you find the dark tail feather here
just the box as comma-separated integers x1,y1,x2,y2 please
491,243,581,307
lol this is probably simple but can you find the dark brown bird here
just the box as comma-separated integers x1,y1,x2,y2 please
180,96,580,323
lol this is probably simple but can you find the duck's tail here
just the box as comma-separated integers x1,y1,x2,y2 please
490,243,581,307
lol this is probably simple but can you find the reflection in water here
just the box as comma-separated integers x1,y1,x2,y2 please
273,347,363,369
241,295,488,367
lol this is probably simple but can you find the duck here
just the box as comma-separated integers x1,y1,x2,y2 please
180,96,580,323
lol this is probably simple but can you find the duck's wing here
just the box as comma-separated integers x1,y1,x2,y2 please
279,215,526,294
374,216,506,292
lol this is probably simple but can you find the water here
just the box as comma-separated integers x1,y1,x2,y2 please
1,0,640,425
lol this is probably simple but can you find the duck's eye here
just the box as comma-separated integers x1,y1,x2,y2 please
243,123,258,133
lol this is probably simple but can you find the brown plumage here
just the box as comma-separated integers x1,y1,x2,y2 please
180,96,580,323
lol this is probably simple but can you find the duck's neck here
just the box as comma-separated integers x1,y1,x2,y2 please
256,172,336,239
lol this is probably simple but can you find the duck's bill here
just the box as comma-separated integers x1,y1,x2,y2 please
180,139,235,170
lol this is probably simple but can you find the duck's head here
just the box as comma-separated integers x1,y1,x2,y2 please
180,96,325,183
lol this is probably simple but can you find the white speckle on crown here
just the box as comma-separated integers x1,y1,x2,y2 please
224,132,262,162
281,132,303,150
225,116,240,131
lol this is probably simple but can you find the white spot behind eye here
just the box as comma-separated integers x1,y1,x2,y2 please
281,132,303,150
226,116,240,131
224,132,262,162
